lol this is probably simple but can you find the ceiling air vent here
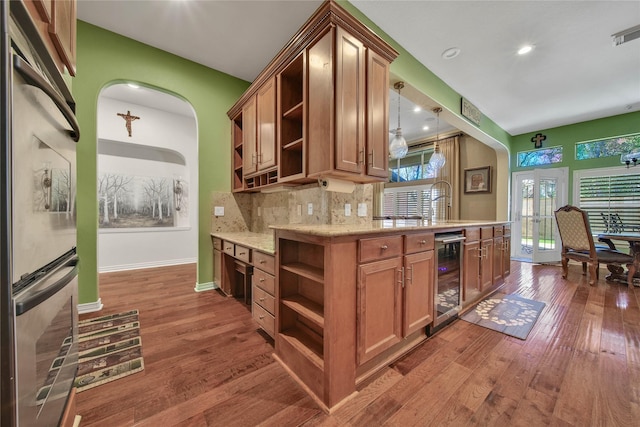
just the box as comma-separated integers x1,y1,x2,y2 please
612,24,640,46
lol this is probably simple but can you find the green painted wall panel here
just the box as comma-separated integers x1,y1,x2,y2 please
74,21,249,303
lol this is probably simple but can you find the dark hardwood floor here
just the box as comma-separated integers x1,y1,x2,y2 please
76,261,640,426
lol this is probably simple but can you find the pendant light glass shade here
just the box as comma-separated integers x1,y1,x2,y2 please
389,128,408,159
390,82,408,160
428,107,446,171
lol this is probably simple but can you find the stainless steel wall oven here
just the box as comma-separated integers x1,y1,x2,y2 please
1,2,80,426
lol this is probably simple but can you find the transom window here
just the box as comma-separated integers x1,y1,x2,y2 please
575,133,640,160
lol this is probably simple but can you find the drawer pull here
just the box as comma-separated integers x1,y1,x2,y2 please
381,244,388,250
259,297,265,302
259,278,265,282
238,251,246,256
420,240,427,244
259,315,265,320
259,260,266,264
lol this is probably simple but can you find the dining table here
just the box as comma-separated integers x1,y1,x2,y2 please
597,232,640,288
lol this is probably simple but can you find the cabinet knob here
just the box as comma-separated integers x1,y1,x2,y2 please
381,244,388,250
420,240,427,244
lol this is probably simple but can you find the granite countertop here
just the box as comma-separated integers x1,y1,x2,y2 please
270,219,509,237
211,231,275,254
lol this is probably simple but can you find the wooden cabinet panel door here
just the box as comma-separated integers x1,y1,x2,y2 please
366,50,389,178
49,0,76,76
403,251,434,336
503,235,511,276
480,239,493,291
242,97,257,176
257,77,277,170
493,236,504,283
306,29,333,177
462,241,480,305
334,26,365,174
357,257,403,365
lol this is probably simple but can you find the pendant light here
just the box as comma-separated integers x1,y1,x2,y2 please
428,107,446,171
389,82,408,159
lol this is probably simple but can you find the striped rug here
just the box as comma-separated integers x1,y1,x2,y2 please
74,309,144,392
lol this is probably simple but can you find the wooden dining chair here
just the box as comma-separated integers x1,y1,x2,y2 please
555,205,634,286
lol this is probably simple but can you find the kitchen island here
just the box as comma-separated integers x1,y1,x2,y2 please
215,219,511,412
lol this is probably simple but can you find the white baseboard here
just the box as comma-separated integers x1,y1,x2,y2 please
78,298,103,314
195,281,216,292
98,258,197,273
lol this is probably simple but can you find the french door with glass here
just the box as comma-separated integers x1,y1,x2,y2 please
511,168,568,263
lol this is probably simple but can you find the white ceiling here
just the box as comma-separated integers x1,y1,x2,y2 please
78,0,640,141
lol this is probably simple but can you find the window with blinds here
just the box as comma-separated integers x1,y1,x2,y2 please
575,168,640,233
382,184,449,220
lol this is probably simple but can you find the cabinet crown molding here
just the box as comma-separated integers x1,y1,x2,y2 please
227,0,398,119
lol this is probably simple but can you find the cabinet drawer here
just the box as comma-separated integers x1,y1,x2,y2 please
359,235,403,263
465,228,480,242
253,284,275,314
253,251,275,275
481,227,494,240
252,269,275,295
405,233,434,253
493,226,503,237
503,224,511,236
212,237,222,251
253,303,275,337
223,241,235,256
235,245,251,263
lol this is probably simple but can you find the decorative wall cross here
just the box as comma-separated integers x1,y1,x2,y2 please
117,110,140,137
531,133,546,148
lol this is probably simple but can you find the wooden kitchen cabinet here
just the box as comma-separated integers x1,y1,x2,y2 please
492,226,504,284
276,231,358,411
357,253,403,364
21,0,76,76
252,251,276,337
462,237,481,305
502,226,511,276
480,227,494,292
357,233,433,365
227,0,398,192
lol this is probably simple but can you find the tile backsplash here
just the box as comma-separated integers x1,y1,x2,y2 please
211,182,373,235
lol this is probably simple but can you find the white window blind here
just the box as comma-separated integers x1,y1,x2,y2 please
575,168,640,233
383,184,444,219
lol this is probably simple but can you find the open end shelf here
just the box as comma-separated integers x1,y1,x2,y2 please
282,295,324,330
279,328,324,369
281,263,324,283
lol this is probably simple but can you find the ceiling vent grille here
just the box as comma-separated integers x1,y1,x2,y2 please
612,24,640,46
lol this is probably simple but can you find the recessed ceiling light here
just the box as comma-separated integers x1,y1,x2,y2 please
422,125,430,131
441,47,461,60
517,45,534,55
414,106,422,113
128,83,140,89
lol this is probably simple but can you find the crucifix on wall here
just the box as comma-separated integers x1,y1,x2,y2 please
117,110,140,137
531,132,546,149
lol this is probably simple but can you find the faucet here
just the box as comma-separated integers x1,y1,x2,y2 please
431,180,452,222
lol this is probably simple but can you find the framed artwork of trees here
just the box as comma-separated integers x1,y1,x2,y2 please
98,172,188,228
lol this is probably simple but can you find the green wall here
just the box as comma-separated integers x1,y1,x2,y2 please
74,21,249,303
511,111,640,202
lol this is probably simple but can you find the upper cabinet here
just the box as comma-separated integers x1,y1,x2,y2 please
23,0,77,77
228,0,398,192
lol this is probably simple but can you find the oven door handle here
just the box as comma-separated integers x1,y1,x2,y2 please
436,236,466,244
15,257,79,316
13,54,80,142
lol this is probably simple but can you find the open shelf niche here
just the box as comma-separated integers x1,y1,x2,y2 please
278,53,305,181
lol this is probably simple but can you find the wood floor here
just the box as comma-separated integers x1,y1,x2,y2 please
76,261,640,426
